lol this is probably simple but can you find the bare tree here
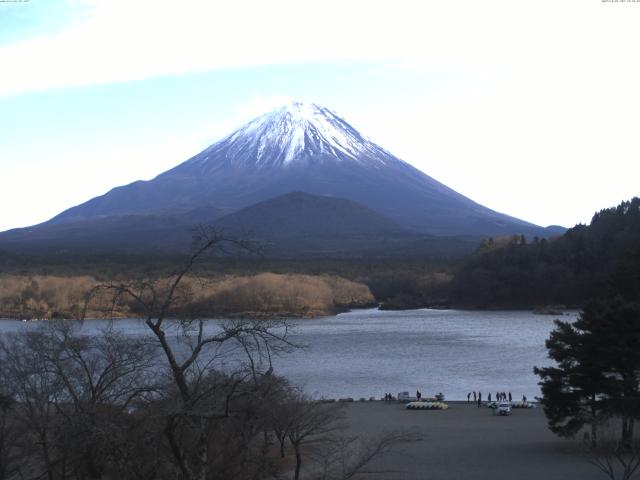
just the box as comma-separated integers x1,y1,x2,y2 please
0,328,65,480
92,229,296,480
0,394,21,480
45,323,157,479
285,397,346,480
0,321,158,480
310,430,422,480
584,422,640,480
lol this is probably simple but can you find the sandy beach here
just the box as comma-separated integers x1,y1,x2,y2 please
343,401,602,480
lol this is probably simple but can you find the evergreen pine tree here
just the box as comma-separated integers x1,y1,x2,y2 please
535,298,640,446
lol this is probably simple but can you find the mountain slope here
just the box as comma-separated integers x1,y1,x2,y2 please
211,192,415,257
0,192,479,258
0,207,223,254
216,191,405,238
211,191,479,258
43,101,552,238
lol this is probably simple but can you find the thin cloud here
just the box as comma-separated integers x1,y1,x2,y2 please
0,0,400,96
3,0,637,98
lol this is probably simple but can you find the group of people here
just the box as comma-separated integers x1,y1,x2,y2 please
466,391,513,407
489,392,511,402
382,391,423,401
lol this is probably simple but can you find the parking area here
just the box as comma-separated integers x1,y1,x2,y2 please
342,401,602,480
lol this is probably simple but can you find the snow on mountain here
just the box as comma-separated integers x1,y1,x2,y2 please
183,101,395,171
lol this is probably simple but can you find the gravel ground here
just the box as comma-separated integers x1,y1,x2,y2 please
341,401,603,480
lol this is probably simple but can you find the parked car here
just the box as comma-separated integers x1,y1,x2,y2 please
397,392,417,403
494,402,512,416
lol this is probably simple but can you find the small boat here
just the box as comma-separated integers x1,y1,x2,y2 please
405,401,449,410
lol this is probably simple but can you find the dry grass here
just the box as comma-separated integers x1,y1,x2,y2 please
199,273,375,317
0,273,374,320
0,275,98,319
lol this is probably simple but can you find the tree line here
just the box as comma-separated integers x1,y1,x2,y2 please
452,197,640,308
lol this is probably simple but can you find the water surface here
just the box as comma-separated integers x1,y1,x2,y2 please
0,308,575,400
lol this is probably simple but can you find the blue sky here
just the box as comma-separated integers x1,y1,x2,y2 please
1,0,639,232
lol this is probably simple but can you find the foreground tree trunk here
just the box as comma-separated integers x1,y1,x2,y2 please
280,437,286,459
622,416,635,448
591,397,598,448
293,444,302,480
196,421,208,480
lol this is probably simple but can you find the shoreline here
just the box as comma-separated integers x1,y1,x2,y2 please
381,303,581,313
0,304,371,322
0,304,579,322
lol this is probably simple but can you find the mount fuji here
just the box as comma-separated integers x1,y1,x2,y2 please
0,101,563,256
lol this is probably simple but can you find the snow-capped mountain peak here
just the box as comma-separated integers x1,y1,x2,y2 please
188,101,393,170
38,100,551,240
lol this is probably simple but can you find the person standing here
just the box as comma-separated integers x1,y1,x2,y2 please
488,393,492,402
508,392,512,402
467,392,471,403
477,392,482,408
473,391,477,402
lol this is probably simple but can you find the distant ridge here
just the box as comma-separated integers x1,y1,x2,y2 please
216,191,406,237
213,192,412,257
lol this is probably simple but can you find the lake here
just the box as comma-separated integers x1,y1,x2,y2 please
0,308,575,401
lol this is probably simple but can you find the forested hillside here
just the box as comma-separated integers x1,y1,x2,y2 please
452,198,640,308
